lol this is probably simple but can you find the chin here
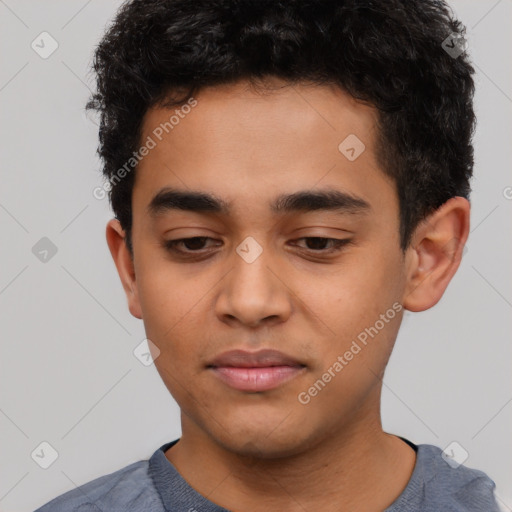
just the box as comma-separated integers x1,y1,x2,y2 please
206,413,322,460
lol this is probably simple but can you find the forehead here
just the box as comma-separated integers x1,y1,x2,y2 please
142,78,378,150
132,78,395,221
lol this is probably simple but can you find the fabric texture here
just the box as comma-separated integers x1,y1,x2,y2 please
33,437,501,511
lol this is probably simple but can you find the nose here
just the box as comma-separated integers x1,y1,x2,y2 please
214,244,292,329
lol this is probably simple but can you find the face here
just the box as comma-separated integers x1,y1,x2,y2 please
115,79,411,457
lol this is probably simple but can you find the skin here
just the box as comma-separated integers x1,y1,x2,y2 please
106,77,470,511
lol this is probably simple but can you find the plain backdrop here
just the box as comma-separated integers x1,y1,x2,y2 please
1,1,511,511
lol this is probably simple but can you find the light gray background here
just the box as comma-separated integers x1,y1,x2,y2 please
1,1,511,511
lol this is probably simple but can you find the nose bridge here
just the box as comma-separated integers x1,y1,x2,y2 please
215,237,291,327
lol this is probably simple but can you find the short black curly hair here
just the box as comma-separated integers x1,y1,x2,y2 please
87,0,476,255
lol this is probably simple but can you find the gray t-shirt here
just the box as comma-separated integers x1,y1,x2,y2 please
33,438,500,511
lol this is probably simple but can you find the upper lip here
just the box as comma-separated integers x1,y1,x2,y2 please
207,349,305,368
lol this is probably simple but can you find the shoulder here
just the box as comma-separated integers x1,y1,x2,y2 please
33,459,163,512
398,443,501,512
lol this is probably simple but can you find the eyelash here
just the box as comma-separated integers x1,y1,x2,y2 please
163,236,352,257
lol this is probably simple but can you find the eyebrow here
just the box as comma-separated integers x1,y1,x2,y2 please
147,187,371,218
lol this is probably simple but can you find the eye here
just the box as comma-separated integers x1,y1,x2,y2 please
292,237,353,254
163,237,218,254
163,236,352,257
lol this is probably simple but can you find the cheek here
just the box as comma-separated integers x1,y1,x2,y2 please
135,260,210,355
299,251,403,334
295,251,405,400
293,261,404,420
136,239,205,312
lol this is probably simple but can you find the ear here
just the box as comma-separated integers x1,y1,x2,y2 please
105,219,143,319
403,197,470,312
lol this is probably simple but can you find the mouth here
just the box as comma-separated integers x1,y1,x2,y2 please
207,349,306,392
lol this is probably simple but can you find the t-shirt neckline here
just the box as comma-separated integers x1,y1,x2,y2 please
149,436,423,512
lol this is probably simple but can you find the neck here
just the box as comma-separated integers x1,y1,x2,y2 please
165,402,416,511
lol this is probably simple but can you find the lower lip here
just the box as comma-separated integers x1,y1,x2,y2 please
210,365,305,392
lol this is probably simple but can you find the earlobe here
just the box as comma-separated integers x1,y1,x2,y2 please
105,219,143,319
403,197,470,313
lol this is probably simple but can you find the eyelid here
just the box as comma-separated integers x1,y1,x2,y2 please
163,236,353,257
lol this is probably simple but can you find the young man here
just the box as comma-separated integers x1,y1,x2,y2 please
35,0,501,510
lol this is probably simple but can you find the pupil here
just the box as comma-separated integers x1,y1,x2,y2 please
307,238,327,250
185,237,206,250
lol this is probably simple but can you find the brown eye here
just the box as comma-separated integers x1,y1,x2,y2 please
164,237,217,254
163,236,352,260
293,237,352,253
